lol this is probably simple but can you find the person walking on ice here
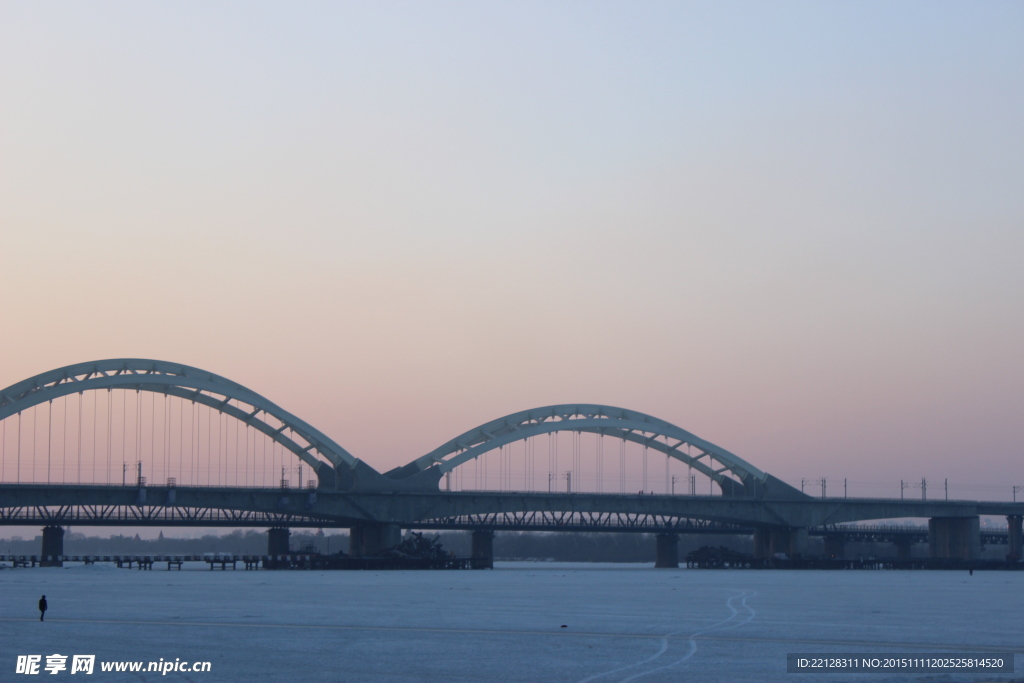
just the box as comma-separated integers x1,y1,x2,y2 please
38,595,47,621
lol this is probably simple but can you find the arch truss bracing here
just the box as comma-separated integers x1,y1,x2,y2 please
0,359,361,487
392,404,803,498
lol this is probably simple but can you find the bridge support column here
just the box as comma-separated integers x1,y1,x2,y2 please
349,523,401,558
471,530,495,569
760,527,806,558
789,528,808,557
928,516,980,560
655,533,679,568
894,536,913,561
753,527,771,559
824,535,845,559
41,526,64,567
1007,515,1022,562
770,527,791,557
755,527,800,558
267,527,290,556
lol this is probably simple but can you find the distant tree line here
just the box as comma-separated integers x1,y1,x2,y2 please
1,530,331,556
0,529,1010,561
1,529,751,561
486,532,751,563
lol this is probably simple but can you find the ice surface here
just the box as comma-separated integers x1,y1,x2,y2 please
1,562,1019,682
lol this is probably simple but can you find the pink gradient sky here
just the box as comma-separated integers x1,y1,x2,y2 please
1,2,1022,501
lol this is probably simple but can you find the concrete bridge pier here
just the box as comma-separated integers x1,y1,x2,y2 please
824,535,846,559
894,536,913,560
1007,515,1022,562
928,516,980,560
754,526,807,558
349,523,401,558
753,527,770,559
654,533,679,568
267,527,290,556
789,528,808,557
471,530,495,569
41,525,64,567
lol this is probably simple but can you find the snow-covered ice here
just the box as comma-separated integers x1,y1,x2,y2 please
1,562,1019,682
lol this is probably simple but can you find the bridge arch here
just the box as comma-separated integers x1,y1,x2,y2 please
0,359,362,487
388,404,803,498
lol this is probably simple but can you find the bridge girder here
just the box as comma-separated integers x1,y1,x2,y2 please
1,484,1023,533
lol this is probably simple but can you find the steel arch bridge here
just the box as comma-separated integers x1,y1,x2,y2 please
0,359,803,499
386,404,802,498
1,359,1023,565
0,359,374,491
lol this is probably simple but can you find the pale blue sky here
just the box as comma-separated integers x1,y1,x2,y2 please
1,2,1022,496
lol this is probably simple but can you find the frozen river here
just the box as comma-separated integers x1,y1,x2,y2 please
1,562,1019,682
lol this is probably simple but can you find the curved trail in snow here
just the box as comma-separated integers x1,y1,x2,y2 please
575,638,670,683
618,591,756,682
575,591,756,683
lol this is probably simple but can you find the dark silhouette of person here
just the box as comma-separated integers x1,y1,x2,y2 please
38,595,47,621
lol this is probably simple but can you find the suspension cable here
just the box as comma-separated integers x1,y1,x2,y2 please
619,438,625,494
180,396,185,485
47,400,53,484
573,431,580,491
136,390,142,482
642,444,647,492
62,395,67,483
120,390,126,485
551,433,557,492
78,392,83,484
162,393,168,482
106,389,112,484
92,391,97,484
526,437,532,492
33,405,38,482
190,400,196,486
665,438,670,494
150,392,155,482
